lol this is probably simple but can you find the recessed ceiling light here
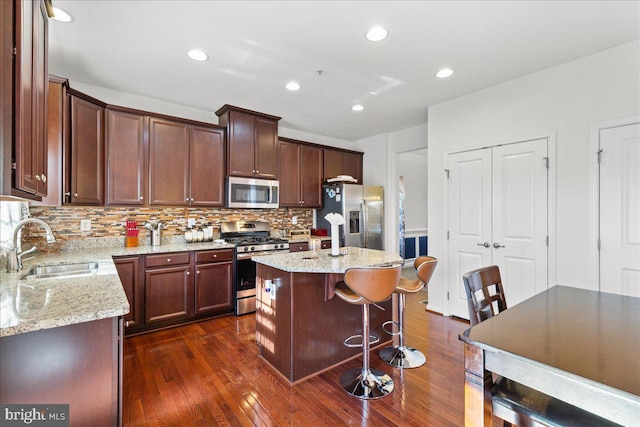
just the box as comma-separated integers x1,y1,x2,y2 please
435,68,454,78
187,49,209,62
285,81,301,91
366,26,388,42
51,6,74,23
352,104,365,112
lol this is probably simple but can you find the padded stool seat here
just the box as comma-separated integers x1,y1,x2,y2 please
379,256,437,368
334,265,401,399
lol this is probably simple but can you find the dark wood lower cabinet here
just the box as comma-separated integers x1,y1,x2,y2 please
145,264,192,324
113,256,142,329
116,249,234,336
195,261,233,313
0,317,123,426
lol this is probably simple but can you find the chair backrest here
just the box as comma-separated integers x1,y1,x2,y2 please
414,256,438,285
462,265,508,326
344,265,401,303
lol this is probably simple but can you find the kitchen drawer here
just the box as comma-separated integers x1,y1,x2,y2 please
145,252,191,268
195,249,234,264
289,242,309,252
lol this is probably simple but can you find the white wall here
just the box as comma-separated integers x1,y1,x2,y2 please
355,124,428,253
67,81,355,149
427,40,640,314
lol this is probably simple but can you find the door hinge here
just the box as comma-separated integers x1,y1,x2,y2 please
444,169,450,179
446,230,450,240
447,291,450,300
546,236,549,246
598,237,601,251
597,149,603,164
13,47,17,55
543,157,549,169
12,162,17,170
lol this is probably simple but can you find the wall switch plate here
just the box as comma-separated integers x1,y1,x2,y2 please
187,218,196,227
291,216,298,225
80,219,91,232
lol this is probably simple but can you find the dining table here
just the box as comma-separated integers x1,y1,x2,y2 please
459,285,640,426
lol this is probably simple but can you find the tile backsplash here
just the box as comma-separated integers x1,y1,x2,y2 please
27,206,313,247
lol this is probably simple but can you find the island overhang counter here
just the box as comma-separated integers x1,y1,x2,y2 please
252,247,403,383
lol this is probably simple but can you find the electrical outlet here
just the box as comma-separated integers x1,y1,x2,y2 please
80,219,91,232
291,216,298,225
187,218,196,227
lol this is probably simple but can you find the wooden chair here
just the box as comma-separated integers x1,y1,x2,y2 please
334,264,401,399
462,265,508,326
462,266,619,427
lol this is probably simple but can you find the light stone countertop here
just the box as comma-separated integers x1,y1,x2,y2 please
0,241,235,337
252,247,403,273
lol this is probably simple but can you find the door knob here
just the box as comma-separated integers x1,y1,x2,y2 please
493,242,505,248
477,242,490,248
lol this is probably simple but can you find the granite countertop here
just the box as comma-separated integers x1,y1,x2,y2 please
0,241,235,337
252,247,403,273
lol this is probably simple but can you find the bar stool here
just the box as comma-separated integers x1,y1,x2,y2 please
334,264,401,399
379,256,438,368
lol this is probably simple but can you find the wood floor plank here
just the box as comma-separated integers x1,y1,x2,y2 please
124,290,475,426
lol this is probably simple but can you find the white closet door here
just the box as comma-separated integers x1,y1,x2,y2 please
600,123,640,297
446,149,492,319
447,139,548,319
492,140,548,307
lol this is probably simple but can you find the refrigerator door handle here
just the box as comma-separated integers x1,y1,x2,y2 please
362,200,369,248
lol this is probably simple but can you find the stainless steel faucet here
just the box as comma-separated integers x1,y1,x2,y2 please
6,218,56,272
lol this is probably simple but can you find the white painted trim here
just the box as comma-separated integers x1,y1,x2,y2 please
589,115,640,292
387,138,428,256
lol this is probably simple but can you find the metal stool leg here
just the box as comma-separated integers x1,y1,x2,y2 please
340,303,394,399
379,293,426,368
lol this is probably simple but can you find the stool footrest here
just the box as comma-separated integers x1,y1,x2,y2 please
344,334,380,348
381,320,400,336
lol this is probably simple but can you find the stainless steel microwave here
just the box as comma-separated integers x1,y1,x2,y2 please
226,177,279,208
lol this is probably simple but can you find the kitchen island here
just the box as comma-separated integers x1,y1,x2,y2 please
252,247,402,383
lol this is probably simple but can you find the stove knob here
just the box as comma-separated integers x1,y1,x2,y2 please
243,247,249,252
251,246,255,251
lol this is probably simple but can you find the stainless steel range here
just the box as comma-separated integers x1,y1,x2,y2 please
220,221,289,315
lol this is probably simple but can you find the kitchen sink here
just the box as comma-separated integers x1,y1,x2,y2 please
21,262,100,280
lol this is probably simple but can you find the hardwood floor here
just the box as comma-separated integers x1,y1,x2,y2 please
123,290,472,426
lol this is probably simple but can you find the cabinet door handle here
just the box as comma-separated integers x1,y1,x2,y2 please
40,174,46,183
186,271,190,275
125,321,131,328
166,258,171,262
212,254,217,258
196,270,200,274
73,193,78,198
139,196,143,200
35,175,41,181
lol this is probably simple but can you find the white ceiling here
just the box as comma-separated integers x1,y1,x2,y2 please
49,1,640,142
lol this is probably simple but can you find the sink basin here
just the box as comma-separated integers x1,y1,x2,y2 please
21,262,99,280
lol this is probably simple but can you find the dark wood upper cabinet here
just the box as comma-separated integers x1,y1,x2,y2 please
189,125,225,207
149,117,225,207
65,92,105,205
323,147,363,184
216,105,280,179
148,117,190,205
278,138,323,208
11,0,49,198
106,108,147,206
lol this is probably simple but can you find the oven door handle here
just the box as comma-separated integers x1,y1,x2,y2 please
236,250,288,260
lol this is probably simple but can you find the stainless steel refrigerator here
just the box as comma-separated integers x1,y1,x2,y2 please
317,183,384,249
